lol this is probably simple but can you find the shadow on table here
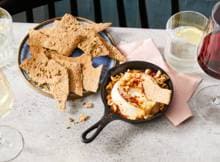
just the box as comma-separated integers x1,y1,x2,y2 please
103,116,170,154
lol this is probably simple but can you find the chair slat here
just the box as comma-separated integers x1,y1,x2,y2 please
48,1,56,18
93,0,102,23
26,9,34,22
70,0,78,16
138,0,149,28
116,0,127,27
171,0,179,15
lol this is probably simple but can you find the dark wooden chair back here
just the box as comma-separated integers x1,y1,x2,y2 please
70,0,179,28
0,0,179,28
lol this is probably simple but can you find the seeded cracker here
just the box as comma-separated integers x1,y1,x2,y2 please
52,14,126,62
105,42,126,62
143,75,171,105
21,13,125,112
77,31,110,57
72,54,103,92
50,54,83,96
28,28,82,56
50,53,102,92
54,14,111,33
20,51,69,110
83,22,112,32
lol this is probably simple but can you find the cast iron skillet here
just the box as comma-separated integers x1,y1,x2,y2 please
81,61,174,143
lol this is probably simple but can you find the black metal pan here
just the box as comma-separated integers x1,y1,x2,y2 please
81,61,174,143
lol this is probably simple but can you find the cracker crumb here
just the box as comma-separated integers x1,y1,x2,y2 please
79,114,90,122
69,117,75,123
83,102,94,108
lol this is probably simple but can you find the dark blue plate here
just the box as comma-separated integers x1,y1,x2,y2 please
18,17,116,98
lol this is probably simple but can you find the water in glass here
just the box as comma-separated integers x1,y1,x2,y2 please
0,71,13,117
165,11,208,73
0,8,15,68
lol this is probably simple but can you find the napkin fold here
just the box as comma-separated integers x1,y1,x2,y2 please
117,39,201,126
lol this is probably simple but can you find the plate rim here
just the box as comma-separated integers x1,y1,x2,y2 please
18,16,117,98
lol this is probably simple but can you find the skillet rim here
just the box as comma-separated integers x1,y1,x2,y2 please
100,61,174,123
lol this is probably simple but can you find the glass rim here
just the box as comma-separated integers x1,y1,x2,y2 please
166,10,208,29
0,7,12,21
212,1,220,26
0,125,24,162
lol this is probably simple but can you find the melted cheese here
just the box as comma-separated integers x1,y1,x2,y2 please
111,81,145,120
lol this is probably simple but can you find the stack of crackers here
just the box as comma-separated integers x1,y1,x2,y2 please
20,14,126,111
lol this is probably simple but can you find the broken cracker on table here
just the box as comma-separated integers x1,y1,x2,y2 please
69,117,75,123
66,126,71,129
79,114,90,122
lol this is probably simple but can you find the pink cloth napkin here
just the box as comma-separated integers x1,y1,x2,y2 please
117,39,202,126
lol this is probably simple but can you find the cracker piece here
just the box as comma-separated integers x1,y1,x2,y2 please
20,52,69,110
50,54,83,96
83,63,103,92
54,14,80,32
30,45,59,58
77,30,126,62
77,31,110,57
28,28,82,56
84,22,112,32
28,29,48,48
20,51,52,84
143,75,171,105
51,53,103,92
70,52,91,64
79,114,90,122
49,63,69,111
55,14,111,33
29,45,41,57
105,43,126,62
72,54,103,92
51,14,117,60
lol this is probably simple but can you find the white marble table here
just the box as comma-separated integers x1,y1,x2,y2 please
1,23,220,162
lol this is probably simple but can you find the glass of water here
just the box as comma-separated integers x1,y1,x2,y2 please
0,7,16,68
0,71,24,161
165,11,209,73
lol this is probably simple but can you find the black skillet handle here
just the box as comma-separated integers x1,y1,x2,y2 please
81,113,114,143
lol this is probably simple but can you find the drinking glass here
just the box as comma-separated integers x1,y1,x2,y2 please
195,2,220,123
165,11,209,73
0,71,24,161
0,7,16,68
